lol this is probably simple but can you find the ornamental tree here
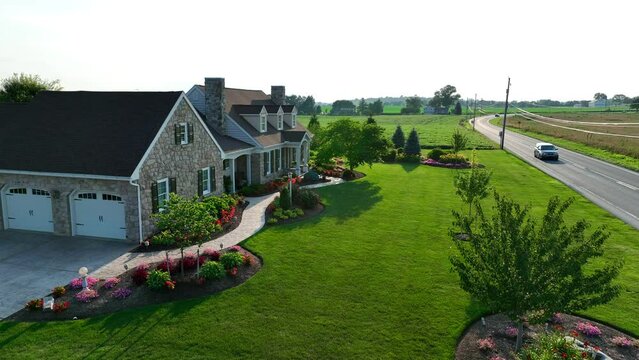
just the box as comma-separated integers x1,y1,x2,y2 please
449,193,622,351
453,152,491,218
451,129,468,153
404,128,421,156
153,194,217,276
391,125,405,149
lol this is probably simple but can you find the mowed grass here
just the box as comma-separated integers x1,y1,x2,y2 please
1,151,638,359
478,106,631,114
490,115,639,171
299,114,495,149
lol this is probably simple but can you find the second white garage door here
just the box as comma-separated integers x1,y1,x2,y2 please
74,192,126,240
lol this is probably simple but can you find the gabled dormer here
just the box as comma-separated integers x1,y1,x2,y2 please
266,106,284,130
282,106,297,128
231,105,269,133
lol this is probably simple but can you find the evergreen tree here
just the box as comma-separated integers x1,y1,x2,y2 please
391,125,405,149
357,98,368,115
308,113,320,134
404,128,421,156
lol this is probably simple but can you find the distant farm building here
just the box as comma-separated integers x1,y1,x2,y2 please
589,99,608,107
424,106,449,115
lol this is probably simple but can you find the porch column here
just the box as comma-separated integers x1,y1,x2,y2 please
295,145,301,174
230,157,236,193
246,154,252,185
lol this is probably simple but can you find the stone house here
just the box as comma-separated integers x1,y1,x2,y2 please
0,80,311,243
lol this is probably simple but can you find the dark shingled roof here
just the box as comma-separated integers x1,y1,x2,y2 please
193,108,255,152
196,85,271,113
282,131,307,142
0,91,182,177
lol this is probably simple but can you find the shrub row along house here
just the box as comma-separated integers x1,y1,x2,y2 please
0,77,312,242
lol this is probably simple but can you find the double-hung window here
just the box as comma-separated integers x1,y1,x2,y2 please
277,114,283,130
291,114,297,128
263,152,271,176
260,114,267,132
175,123,193,145
201,167,211,195
157,178,169,210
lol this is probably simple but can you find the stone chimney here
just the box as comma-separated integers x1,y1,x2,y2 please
204,77,226,134
271,85,286,105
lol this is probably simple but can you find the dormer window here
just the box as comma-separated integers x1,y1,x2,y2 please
277,114,283,130
292,114,297,128
260,113,267,133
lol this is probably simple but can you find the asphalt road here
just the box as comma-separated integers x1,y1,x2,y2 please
473,115,639,230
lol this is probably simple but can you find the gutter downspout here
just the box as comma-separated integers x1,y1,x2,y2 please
129,178,144,243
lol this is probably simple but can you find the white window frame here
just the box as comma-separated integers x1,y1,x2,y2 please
292,114,297,128
260,114,267,133
157,178,169,211
276,148,282,170
277,114,283,130
179,122,189,145
264,152,271,175
201,167,211,195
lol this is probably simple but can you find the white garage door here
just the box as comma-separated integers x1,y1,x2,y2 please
74,192,126,240
4,187,54,232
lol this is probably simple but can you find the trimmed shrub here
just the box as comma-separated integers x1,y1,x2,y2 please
151,230,176,246
156,258,178,273
132,264,150,286
294,188,321,209
439,153,467,164
200,261,225,280
147,270,171,290
220,252,244,269
342,169,357,180
203,248,220,261
404,128,421,156
381,148,397,163
427,148,447,161
279,187,292,210
181,253,198,270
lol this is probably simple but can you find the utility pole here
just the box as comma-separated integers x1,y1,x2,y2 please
500,77,511,150
473,93,477,131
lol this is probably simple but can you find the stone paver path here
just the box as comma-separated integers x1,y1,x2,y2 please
93,177,342,278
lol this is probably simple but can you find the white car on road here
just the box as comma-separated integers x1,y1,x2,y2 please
534,142,559,160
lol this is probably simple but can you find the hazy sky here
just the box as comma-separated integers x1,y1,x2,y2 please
1,0,637,102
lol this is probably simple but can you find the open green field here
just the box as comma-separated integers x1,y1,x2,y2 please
478,105,631,114
1,151,638,358
300,114,495,149
490,115,639,171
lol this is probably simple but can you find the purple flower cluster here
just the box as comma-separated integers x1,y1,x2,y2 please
575,322,602,337
103,277,120,289
69,276,99,289
111,288,133,300
504,326,518,338
74,288,99,303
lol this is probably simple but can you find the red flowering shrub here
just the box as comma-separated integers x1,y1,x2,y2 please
25,298,43,311
203,248,220,261
53,301,70,313
228,245,242,252
156,258,178,273
220,206,236,224
242,254,252,266
181,253,198,270
132,264,150,286
165,280,176,290
227,266,238,277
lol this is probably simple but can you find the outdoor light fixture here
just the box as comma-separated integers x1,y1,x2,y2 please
78,267,88,289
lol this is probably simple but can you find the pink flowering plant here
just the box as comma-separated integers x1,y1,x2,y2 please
490,356,506,360
575,322,602,337
74,288,99,303
549,313,563,324
103,277,120,289
611,336,633,347
504,326,518,338
70,276,99,289
477,337,496,352
111,288,133,300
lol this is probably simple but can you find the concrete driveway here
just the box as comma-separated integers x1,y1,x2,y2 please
0,230,133,319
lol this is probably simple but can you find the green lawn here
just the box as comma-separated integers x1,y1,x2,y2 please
478,106,631,114
300,114,495,149
1,151,637,359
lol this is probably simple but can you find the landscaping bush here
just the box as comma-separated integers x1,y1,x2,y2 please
132,264,150,286
516,332,585,360
381,148,397,163
267,218,278,225
103,277,120,289
439,153,467,164
427,148,447,161
342,169,357,180
25,299,43,311
51,286,66,298
238,183,266,197
181,253,198,270
398,153,421,163
303,170,320,183
151,230,176,246
200,261,225,280
220,252,244,270
202,193,238,219
147,270,171,290
53,301,70,313
69,276,99,290
279,187,292,210
203,248,220,261
112,288,133,300
229,245,242,252
75,289,99,303
294,188,321,209
156,258,178,273
242,254,252,266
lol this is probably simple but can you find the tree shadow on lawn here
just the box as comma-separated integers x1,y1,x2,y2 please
399,161,420,173
320,179,382,224
0,321,46,348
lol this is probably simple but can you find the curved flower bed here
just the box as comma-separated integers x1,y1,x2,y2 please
422,158,472,169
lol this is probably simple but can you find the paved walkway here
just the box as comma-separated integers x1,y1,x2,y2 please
93,178,342,278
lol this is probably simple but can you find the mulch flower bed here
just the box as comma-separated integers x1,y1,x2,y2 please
131,200,249,253
422,158,473,169
456,313,638,359
266,203,325,226
7,247,261,322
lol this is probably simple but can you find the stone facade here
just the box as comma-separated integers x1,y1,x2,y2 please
0,174,138,241
138,97,224,239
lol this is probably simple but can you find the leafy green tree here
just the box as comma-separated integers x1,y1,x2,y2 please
450,193,622,351
611,94,627,105
370,99,384,115
315,119,389,170
315,105,322,114
594,92,608,100
391,125,405,149
152,194,217,276
630,96,639,112
453,101,462,115
404,128,421,156
366,115,376,124
451,129,468,153
453,152,491,218
299,95,316,115
0,73,62,103
308,113,320,134
330,100,356,115
401,96,423,114
357,98,368,115
429,85,461,108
